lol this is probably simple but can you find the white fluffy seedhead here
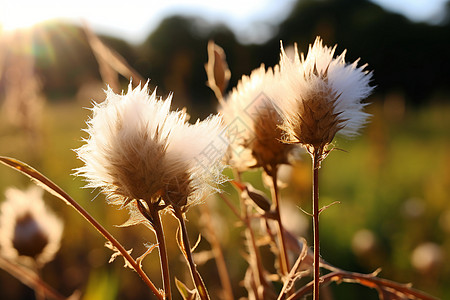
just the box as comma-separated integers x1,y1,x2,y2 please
220,64,295,173
276,37,374,149
76,81,229,218
0,186,63,266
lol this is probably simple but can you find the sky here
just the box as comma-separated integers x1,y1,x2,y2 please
0,0,448,44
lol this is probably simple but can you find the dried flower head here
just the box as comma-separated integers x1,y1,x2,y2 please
221,64,295,174
0,187,63,266
276,37,374,151
76,82,228,220
162,113,228,209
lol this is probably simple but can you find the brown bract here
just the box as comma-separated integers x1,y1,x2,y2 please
221,65,296,173
108,128,168,206
250,97,292,174
280,63,346,150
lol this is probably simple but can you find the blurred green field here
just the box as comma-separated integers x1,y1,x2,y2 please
0,97,449,299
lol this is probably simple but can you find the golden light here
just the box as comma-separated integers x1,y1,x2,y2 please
0,2,54,32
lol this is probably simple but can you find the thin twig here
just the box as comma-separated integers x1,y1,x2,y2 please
218,192,244,223
277,238,309,300
287,269,438,300
0,157,163,300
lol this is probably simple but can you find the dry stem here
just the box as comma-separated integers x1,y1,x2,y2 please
269,166,290,277
173,206,210,300
277,238,309,299
287,269,438,300
0,157,163,300
312,147,323,300
149,205,172,300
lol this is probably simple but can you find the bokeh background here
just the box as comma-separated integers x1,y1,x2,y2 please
0,0,449,299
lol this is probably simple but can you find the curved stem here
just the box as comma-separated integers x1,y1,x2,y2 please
312,148,323,300
33,265,45,300
269,166,290,277
287,269,438,300
0,157,163,299
173,207,210,300
0,257,66,300
150,207,172,300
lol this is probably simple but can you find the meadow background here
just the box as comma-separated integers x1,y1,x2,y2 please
1,0,449,299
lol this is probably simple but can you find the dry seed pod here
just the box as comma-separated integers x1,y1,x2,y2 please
245,184,271,212
205,40,231,100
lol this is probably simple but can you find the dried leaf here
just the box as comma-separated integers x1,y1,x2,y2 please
105,241,133,269
191,233,202,253
136,243,158,269
175,278,197,300
192,250,215,266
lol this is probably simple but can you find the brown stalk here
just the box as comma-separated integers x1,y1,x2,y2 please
269,165,290,277
311,147,323,300
149,204,172,300
173,206,210,300
0,157,163,300
232,171,271,299
200,204,234,300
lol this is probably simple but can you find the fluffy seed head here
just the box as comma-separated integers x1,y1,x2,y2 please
162,113,228,209
0,187,63,266
276,37,374,150
76,82,228,216
220,64,295,173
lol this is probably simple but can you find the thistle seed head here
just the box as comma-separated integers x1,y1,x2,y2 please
0,187,63,266
276,37,374,150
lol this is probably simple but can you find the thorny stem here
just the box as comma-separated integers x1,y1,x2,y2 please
200,204,234,300
150,206,172,300
269,166,290,277
312,147,323,300
173,206,210,300
0,157,163,300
